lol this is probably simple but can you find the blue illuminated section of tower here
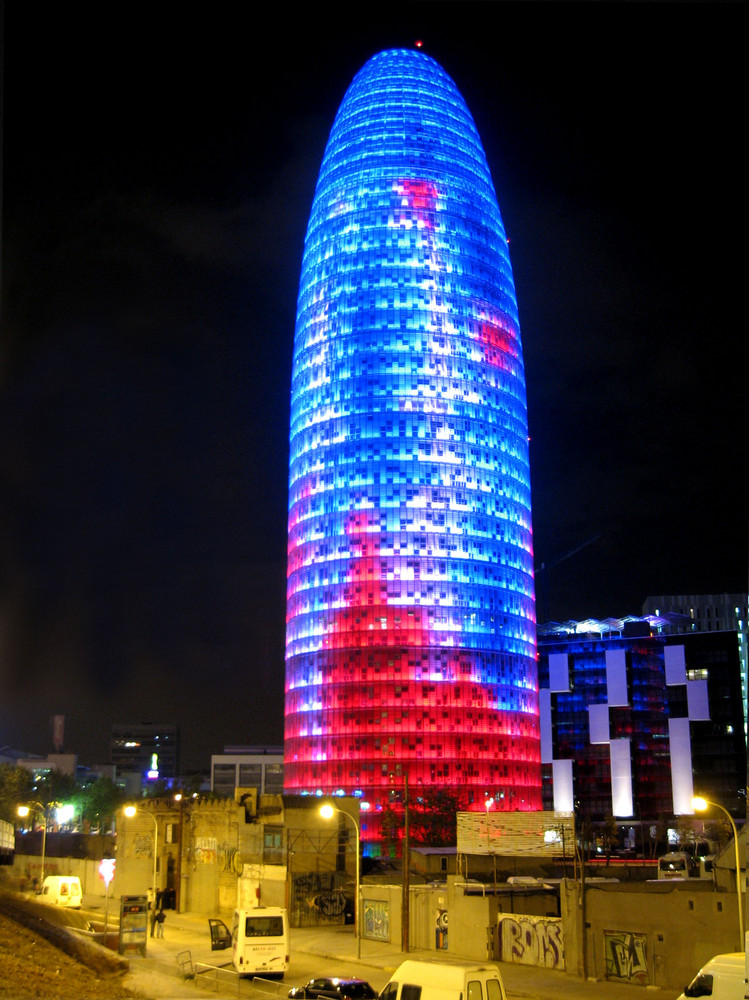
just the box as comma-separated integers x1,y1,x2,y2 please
285,49,540,847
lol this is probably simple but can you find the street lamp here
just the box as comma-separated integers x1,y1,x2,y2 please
18,801,49,888
320,803,361,958
124,805,158,900
693,796,744,947
485,798,498,892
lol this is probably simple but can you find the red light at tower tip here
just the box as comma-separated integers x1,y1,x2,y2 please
415,40,423,49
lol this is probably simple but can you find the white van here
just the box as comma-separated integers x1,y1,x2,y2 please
677,952,747,999
40,875,82,908
380,960,507,1000
657,851,692,879
230,906,289,978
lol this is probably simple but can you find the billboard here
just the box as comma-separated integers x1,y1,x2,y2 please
457,811,574,858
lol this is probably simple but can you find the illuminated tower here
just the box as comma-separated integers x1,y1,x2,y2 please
285,49,540,849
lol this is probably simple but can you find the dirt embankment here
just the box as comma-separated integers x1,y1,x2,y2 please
0,892,140,1000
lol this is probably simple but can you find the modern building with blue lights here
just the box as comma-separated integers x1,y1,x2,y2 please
284,49,540,850
538,616,746,829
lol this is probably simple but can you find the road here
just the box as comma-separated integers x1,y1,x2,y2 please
41,898,681,1000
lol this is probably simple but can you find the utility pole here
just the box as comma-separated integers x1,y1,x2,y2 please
402,773,410,953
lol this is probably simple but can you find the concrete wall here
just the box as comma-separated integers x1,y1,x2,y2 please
181,800,242,915
494,913,565,970
358,876,743,991
112,795,360,920
9,854,116,899
563,879,745,991
360,883,402,946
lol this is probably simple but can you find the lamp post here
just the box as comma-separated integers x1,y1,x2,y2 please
18,801,49,888
320,803,360,958
693,796,744,947
485,797,497,892
124,805,158,900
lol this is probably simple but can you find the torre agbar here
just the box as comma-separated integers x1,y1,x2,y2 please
285,49,541,850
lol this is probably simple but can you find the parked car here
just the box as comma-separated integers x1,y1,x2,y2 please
288,979,377,1000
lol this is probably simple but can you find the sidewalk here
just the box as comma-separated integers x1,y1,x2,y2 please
118,911,677,1000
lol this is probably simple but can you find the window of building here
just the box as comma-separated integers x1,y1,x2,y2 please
213,764,237,797
264,764,284,794
263,826,284,865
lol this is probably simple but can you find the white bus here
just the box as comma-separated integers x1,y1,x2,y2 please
230,907,289,978
657,851,692,879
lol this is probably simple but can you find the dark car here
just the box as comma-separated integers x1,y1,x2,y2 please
288,979,378,1000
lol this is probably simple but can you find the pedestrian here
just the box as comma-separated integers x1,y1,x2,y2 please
147,887,155,910
155,908,166,938
150,905,158,937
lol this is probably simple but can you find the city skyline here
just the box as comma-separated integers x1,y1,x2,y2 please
1,8,745,770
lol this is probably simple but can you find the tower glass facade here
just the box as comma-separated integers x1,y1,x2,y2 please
285,49,540,848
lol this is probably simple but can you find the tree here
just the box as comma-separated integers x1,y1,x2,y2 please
33,769,78,808
379,804,401,859
599,815,618,861
0,764,34,822
409,789,464,847
76,777,126,832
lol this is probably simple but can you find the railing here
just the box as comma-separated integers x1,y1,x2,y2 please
195,961,241,996
193,964,286,998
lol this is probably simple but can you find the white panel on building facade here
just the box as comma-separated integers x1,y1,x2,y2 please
588,703,610,745
610,739,633,817
548,653,570,692
664,644,687,686
605,649,629,706
668,717,694,814
539,688,553,763
552,759,574,813
686,679,710,721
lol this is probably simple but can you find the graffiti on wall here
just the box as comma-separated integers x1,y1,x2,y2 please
435,908,448,950
290,872,348,925
194,837,218,865
293,871,341,907
497,915,565,969
133,834,153,859
313,888,347,917
363,899,390,942
220,846,242,874
604,931,648,984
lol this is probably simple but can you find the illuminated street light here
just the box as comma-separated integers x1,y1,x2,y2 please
124,805,158,899
18,801,49,888
484,797,494,847
320,803,361,959
693,796,744,946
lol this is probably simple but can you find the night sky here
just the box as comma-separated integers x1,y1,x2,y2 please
1,5,745,772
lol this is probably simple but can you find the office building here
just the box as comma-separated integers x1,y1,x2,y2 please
284,49,540,850
538,616,746,826
211,746,284,798
110,723,179,790
642,593,748,735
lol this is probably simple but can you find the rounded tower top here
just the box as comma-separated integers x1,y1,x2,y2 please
309,49,506,247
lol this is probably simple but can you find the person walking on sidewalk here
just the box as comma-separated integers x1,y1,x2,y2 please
155,908,166,938
150,905,158,937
